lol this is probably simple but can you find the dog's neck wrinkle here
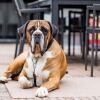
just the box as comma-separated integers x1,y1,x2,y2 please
28,51,42,64
28,49,53,64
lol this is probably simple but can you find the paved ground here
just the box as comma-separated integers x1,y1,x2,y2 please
1,83,100,100
0,44,100,100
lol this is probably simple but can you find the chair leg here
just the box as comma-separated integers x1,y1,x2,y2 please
85,31,88,71
90,8,96,77
18,34,25,55
68,12,71,56
68,30,71,56
91,32,95,77
80,32,85,60
95,33,98,66
80,32,83,53
95,13,99,66
73,32,75,56
18,16,26,55
14,33,19,58
82,31,85,60
85,6,89,71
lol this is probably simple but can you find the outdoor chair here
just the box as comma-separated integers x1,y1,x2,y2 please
7,3,19,39
68,11,84,57
0,3,8,39
0,4,4,38
13,0,50,58
85,4,100,77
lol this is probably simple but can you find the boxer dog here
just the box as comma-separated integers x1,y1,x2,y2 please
0,20,67,97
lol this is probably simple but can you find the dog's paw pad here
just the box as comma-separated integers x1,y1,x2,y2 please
35,87,48,97
0,76,8,83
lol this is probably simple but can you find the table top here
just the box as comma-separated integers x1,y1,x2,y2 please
28,0,100,27
30,0,100,6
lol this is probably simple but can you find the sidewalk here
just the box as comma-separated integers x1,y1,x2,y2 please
0,44,100,100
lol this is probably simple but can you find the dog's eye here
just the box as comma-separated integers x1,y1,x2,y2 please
28,27,36,34
41,27,48,35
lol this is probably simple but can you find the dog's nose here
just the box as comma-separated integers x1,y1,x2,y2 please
34,34,41,44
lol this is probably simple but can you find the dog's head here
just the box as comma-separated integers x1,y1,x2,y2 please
18,20,57,58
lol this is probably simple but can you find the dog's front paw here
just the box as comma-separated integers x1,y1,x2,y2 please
35,87,48,97
18,76,33,89
0,76,8,83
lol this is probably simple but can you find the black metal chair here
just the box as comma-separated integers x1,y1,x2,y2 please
13,0,50,58
68,11,84,57
0,3,8,39
7,3,19,40
85,4,100,77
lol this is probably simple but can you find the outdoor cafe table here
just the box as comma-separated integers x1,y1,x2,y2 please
28,0,100,57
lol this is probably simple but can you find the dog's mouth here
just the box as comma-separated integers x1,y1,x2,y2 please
31,43,43,58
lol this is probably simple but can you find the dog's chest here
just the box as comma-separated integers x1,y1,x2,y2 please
25,51,53,81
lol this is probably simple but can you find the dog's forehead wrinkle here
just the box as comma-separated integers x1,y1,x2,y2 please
37,20,49,28
34,21,40,29
28,20,50,31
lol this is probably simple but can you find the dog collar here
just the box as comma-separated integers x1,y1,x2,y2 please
43,38,54,55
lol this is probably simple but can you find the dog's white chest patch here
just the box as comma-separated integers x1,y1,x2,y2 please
25,56,35,79
25,51,54,85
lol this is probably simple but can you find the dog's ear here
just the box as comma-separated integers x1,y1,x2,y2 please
17,20,30,37
47,21,58,38
52,24,58,38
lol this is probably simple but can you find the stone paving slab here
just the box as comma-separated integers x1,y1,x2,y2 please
0,84,11,100
0,44,100,100
5,75,100,98
1,83,100,100
1,64,100,100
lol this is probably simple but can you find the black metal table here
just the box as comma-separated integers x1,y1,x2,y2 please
28,0,100,56
31,0,100,26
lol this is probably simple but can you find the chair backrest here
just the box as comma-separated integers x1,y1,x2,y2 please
13,0,26,9
13,0,26,17
69,11,83,32
7,3,19,24
70,17,79,26
17,0,26,9
86,5,100,49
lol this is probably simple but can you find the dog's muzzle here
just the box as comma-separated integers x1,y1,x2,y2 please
34,34,41,44
31,29,44,58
